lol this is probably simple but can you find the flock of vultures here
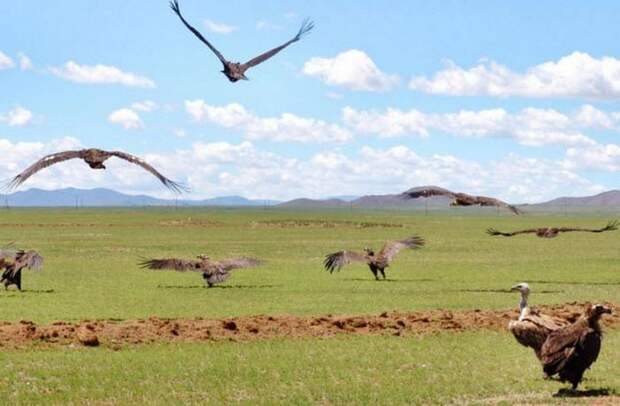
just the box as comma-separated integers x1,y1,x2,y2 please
1,0,617,395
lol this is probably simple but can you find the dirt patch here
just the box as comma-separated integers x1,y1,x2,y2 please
0,302,617,349
250,219,403,229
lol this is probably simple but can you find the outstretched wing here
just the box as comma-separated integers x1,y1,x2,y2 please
217,257,262,271
476,196,522,215
139,258,202,272
170,0,227,65
323,250,367,273
242,19,314,68
557,220,619,234
6,150,84,190
401,186,456,200
109,151,188,193
486,228,537,237
378,235,425,264
16,250,43,270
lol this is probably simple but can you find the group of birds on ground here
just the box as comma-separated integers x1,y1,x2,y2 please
0,0,616,394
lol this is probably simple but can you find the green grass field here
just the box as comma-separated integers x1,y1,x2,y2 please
0,208,618,404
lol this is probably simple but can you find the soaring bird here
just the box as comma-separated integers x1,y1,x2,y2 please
541,303,612,390
7,148,187,193
488,220,618,238
139,255,262,287
0,248,44,291
170,0,314,82
508,283,569,360
323,236,425,280
401,186,522,215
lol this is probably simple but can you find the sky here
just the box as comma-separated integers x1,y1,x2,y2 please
1,0,619,202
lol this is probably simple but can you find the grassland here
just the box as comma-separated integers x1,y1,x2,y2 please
0,207,618,404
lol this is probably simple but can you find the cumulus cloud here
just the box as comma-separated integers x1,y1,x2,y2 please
18,53,33,70
409,52,620,99
185,100,352,143
204,19,238,34
108,108,143,130
50,61,155,88
0,51,15,70
0,106,34,127
565,143,620,172
131,100,158,112
303,49,399,92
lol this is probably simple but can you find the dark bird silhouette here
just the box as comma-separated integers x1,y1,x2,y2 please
487,220,618,238
0,247,43,291
7,148,187,193
541,304,612,390
323,236,425,280
508,283,569,360
170,0,314,82
140,255,262,287
401,186,522,215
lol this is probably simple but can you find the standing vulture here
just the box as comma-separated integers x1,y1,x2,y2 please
0,248,44,291
508,283,569,360
541,304,612,390
7,148,187,193
488,220,618,238
139,255,262,287
170,0,314,82
323,236,425,280
401,186,522,215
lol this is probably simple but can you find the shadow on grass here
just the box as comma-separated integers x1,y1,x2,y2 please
0,289,55,295
157,284,278,289
343,278,435,283
528,280,620,286
553,387,615,398
453,288,563,294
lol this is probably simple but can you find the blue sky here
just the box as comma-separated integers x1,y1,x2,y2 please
1,1,619,201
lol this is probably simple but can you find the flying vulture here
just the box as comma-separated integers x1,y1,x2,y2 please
401,186,522,215
139,255,262,287
541,303,612,390
7,148,187,193
488,220,618,238
508,283,569,360
323,236,425,280
0,247,43,291
170,0,314,82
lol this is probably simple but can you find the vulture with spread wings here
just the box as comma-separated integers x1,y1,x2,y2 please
139,255,262,287
401,186,522,215
7,148,187,193
487,220,618,238
170,0,314,82
323,236,425,280
0,247,44,291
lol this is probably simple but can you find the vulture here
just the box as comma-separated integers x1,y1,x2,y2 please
323,236,425,280
170,0,314,82
488,220,618,238
7,148,187,193
139,255,262,287
508,283,569,360
401,186,522,215
0,248,44,291
541,303,612,390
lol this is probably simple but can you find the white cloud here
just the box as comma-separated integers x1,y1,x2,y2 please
256,20,282,31
410,52,620,99
108,108,143,130
303,49,399,92
0,51,15,70
18,53,33,70
185,100,352,143
204,19,237,34
0,107,34,127
565,143,620,172
49,61,155,88
131,100,158,112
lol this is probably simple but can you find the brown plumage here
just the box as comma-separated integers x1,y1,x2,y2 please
488,220,618,238
401,186,522,215
323,236,425,280
170,0,314,82
541,304,612,390
139,255,262,287
0,247,44,291
7,148,187,193
508,283,569,360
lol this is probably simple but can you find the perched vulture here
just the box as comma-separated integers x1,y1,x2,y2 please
323,236,425,280
541,304,612,390
401,186,522,215
0,248,44,290
170,0,314,82
7,148,187,193
139,255,262,287
488,220,618,238
508,283,569,359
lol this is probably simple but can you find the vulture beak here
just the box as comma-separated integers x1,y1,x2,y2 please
601,306,612,315
510,284,520,291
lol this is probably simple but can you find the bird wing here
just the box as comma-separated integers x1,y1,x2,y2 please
139,258,202,272
242,19,314,68
6,150,84,190
109,151,188,193
400,186,456,200
540,320,587,373
169,0,227,65
475,196,522,215
557,220,619,234
16,250,44,271
323,250,367,273
204,268,232,285
377,236,425,263
486,228,537,237
216,257,262,271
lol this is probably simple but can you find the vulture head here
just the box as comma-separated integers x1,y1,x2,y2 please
197,255,210,261
363,247,375,257
587,304,612,319
511,282,530,297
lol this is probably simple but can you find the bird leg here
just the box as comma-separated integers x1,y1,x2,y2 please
379,269,387,280
369,266,379,280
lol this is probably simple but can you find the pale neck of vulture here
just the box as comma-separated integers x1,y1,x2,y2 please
518,291,530,321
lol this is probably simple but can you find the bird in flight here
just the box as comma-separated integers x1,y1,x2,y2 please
170,0,314,82
487,220,618,238
0,246,44,291
7,148,187,193
401,186,522,215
